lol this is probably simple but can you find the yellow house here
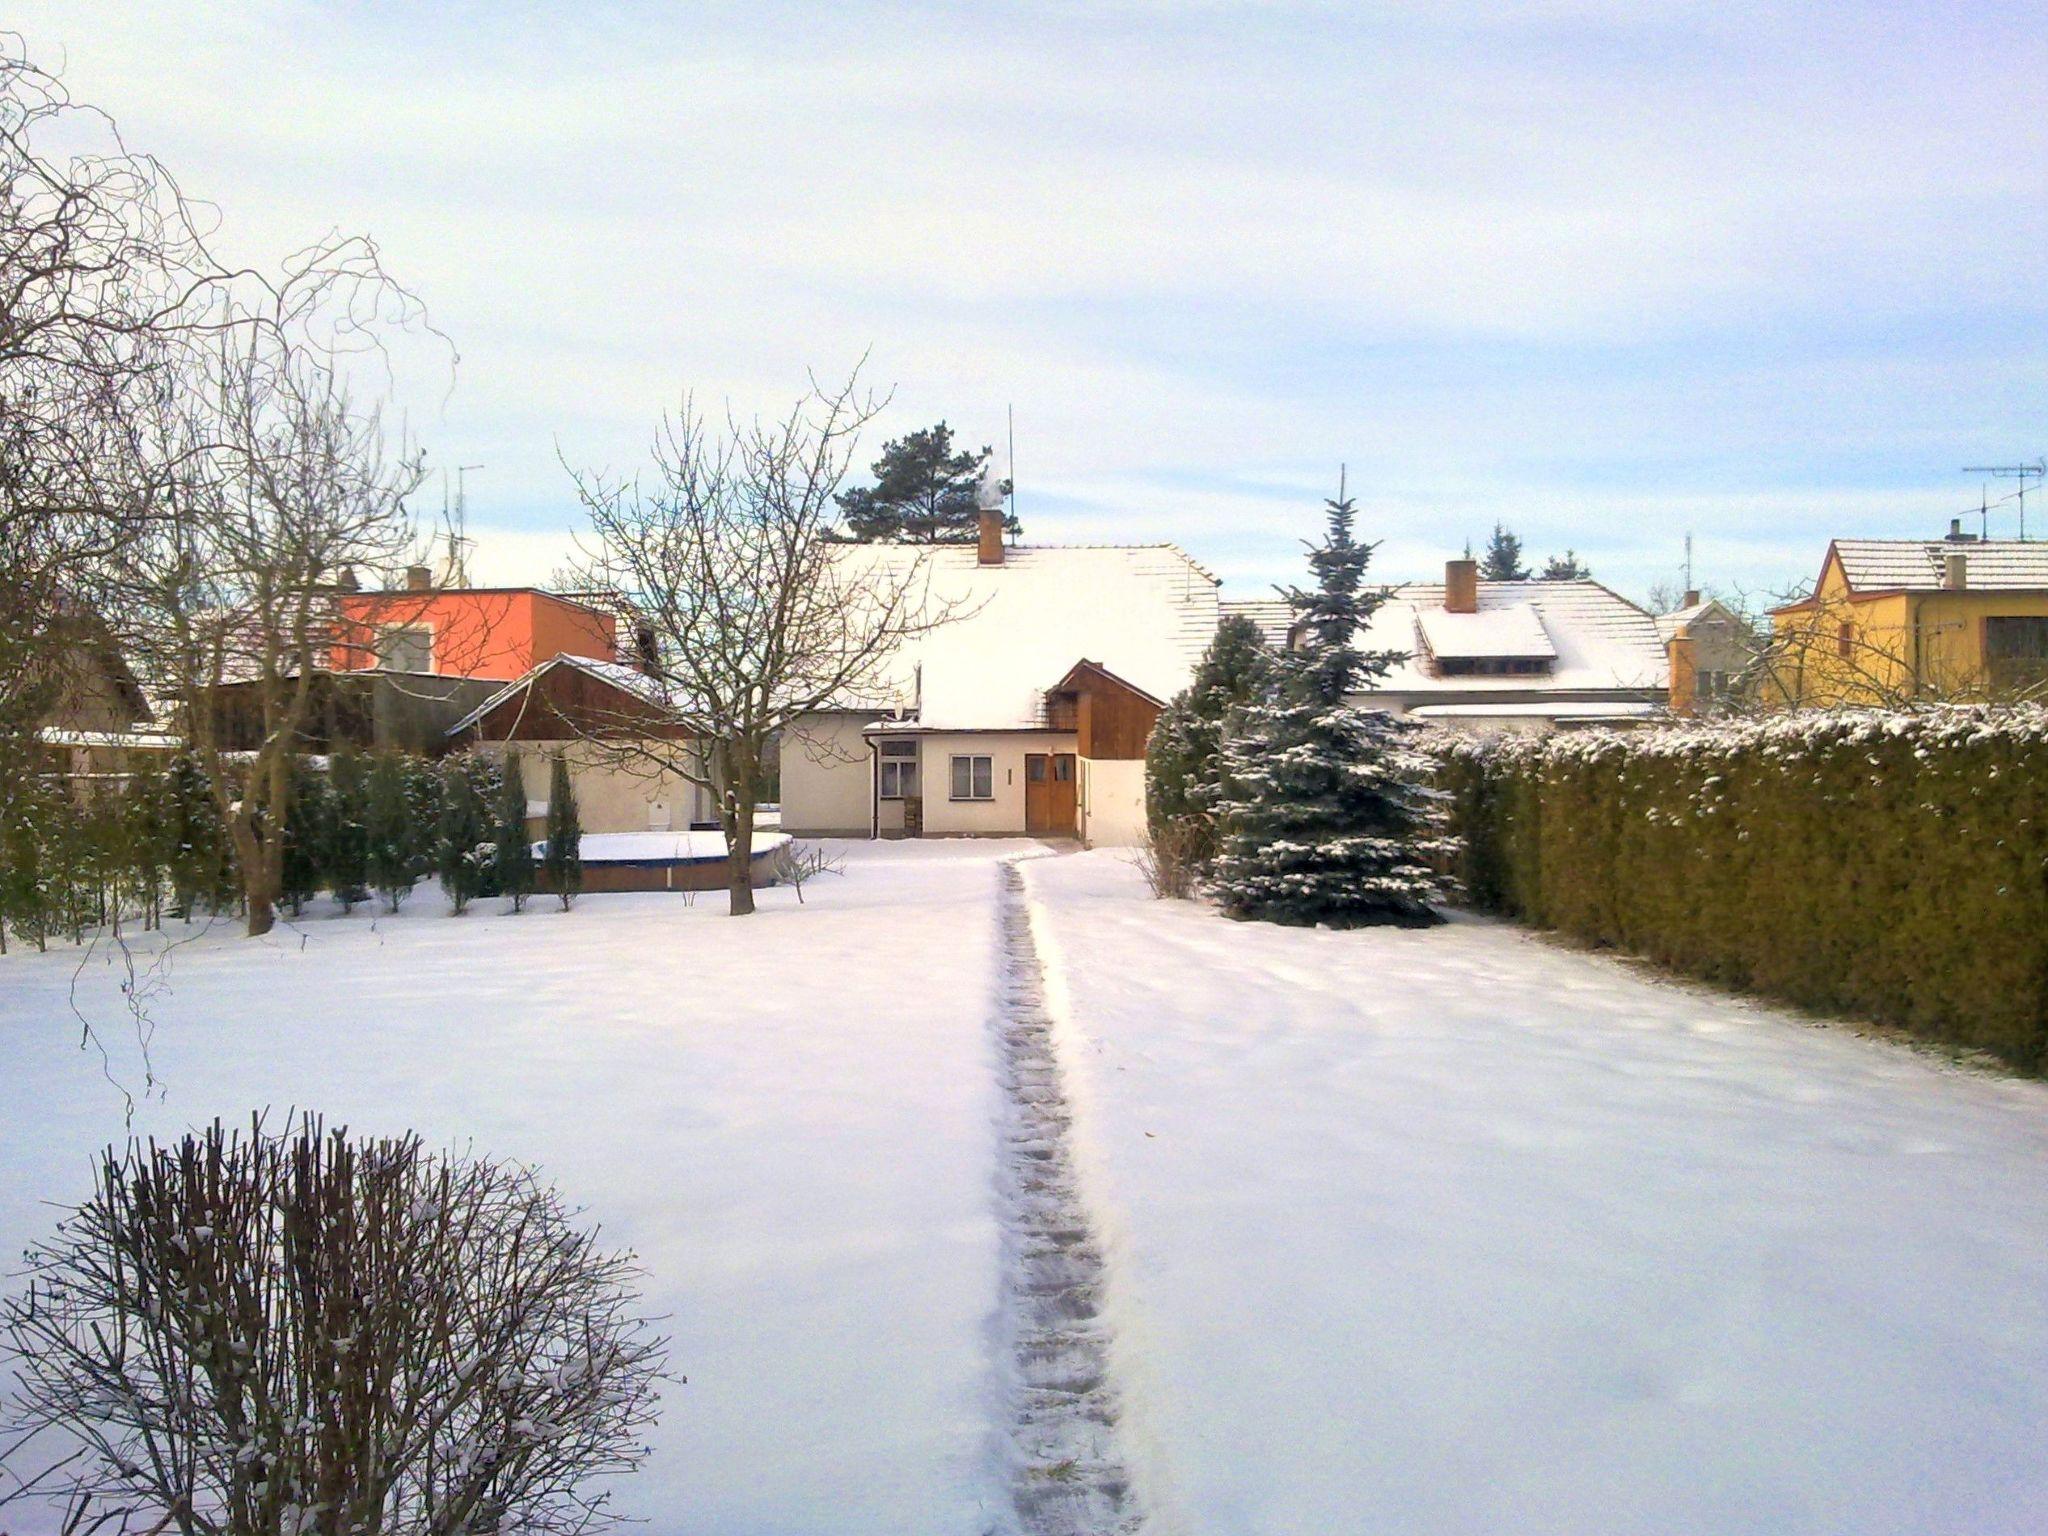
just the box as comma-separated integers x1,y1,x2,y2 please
1767,531,2048,706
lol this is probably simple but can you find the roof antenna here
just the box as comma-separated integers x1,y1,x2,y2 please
1683,531,1693,593
1962,459,2045,540
1007,403,1017,536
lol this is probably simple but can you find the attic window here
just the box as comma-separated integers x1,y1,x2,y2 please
1437,656,1553,677
377,626,432,673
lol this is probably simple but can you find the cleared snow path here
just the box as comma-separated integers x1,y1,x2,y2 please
993,859,1144,1535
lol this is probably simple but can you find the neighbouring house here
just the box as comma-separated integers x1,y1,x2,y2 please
330,566,621,681
1656,591,1758,713
447,652,714,837
1224,557,1670,734
21,603,179,789
780,510,1221,844
201,577,624,756
1766,526,2048,706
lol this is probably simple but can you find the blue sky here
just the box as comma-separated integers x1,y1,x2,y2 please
21,0,2047,607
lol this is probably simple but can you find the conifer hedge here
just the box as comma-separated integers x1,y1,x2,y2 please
1438,706,2048,1072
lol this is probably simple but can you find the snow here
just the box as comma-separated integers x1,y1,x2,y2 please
6,841,2047,1534
558,830,789,862
1022,851,2048,1536
0,841,1038,1536
1361,579,1667,696
1414,601,1556,660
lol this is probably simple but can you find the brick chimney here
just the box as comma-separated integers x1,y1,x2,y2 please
977,507,1005,566
1445,557,1478,614
1683,588,1701,609
1942,550,1968,591
1667,633,1698,716
405,563,433,592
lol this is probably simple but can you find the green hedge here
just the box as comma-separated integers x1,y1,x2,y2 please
1438,707,2048,1072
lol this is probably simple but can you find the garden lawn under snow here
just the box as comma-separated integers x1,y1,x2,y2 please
0,840,1035,1536
1023,852,2048,1536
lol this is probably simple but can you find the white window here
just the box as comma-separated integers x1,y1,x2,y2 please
878,738,918,800
950,753,993,801
378,625,432,673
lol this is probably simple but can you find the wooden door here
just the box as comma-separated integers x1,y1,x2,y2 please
1026,752,1077,835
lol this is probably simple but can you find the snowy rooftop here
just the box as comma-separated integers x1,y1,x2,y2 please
821,543,1221,730
1415,602,1557,661
1218,598,1296,650
447,653,676,735
1654,601,1712,643
1832,539,2048,592
1361,580,1667,695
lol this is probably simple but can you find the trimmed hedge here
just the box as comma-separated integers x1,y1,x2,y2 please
1438,706,2048,1072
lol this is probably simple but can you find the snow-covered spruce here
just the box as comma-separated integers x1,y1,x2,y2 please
991,860,1142,1535
1212,484,1446,927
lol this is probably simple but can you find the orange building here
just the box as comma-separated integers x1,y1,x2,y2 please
330,570,619,681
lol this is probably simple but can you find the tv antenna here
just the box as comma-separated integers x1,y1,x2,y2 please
1961,459,2045,540
447,464,484,584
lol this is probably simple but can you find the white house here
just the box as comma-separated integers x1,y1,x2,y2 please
1223,556,1670,733
780,511,1220,844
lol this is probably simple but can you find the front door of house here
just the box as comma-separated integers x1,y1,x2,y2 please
1024,752,1078,836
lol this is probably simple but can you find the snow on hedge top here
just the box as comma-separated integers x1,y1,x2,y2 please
1834,538,2048,592
1360,580,1667,694
1436,700,2048,765
820,542,1222,730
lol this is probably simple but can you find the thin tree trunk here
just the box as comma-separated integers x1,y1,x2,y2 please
726,799,756,917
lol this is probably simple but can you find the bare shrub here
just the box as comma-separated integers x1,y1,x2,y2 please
769,840,844,905
1132,819,1205,900
2,1115,666,1536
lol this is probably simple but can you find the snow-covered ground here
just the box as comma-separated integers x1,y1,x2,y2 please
0,841,1036,1536
1024,852,2048,1536
4,843,2047,1535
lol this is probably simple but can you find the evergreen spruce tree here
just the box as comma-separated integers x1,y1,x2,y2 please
542,752,582,911
367,752,418,912
494,753,536,913
324,750,372,912
1212,482,1445,928
164,751,233,921
1540,550,1591,580
279,755,329,918
1479,522,1529,581
122,756,170,930
435,754,493,915
1145,613,1272,870
402,754,443,878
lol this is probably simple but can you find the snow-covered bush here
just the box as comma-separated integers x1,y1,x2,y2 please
1,1115,666,1536
1438,705,2048,1070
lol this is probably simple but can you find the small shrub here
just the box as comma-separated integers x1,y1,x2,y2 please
1132,819,1205,900
1,1115,666,1536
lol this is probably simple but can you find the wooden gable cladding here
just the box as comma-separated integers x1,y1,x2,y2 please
1048,660,1165,760
467,660,688,742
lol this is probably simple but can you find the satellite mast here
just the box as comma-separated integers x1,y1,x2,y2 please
1683,532,1694,594
452,464,484,584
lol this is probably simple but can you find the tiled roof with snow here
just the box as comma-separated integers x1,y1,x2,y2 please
1416,602,1557,661
1219,598,1296,650
1654,601,1711,643
1358,580,1667,694
1833,539,2048,592
822,543,1221,729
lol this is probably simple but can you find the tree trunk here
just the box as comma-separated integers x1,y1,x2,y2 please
726,801,755,917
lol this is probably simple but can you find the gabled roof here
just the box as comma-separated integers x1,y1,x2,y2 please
821,542,1221,730
1830,539,2048,593
445,653,673,736
1654,597,1740,643
1218,598,1296,650
1356,580,1666,694
1051,658,1167,708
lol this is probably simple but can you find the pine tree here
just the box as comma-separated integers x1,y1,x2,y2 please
542,752,582,911
494,753,536,913
402,754,443,878
1145,613,1271,870
122,755,171,930
279,755,329,918
1479,522,1529,582
1541,550,1592,580
834,422,1018,543
366,752,418,912
435,754,494,916
324,750,372,912
1212,482,1445,928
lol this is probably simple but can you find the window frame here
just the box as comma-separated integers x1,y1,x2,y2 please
376,623,434,674
950,753,994,802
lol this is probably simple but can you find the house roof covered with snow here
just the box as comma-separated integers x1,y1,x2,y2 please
819,542,1222,730
446,652,675,736
1219,598,1296,650
1357,580,1667,696
1829,539,2048,592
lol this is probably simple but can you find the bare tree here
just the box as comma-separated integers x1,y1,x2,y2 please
2,1115,666,1536
562,374,966,915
